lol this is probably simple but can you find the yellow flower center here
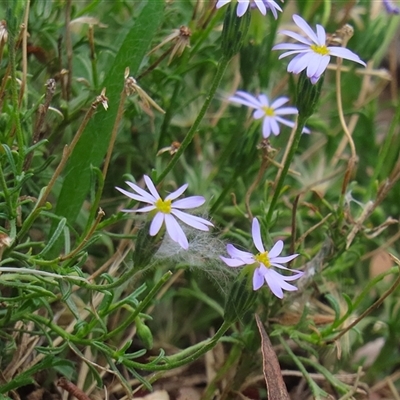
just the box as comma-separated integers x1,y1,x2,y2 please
155,198,172,214
254,251,271,268
262,106,275,117
310,44,330,56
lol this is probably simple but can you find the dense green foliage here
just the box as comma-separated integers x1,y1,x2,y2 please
0,0,399,398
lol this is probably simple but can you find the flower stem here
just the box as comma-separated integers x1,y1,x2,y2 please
156,56,229,184
100,271,172,340
121,320,232,371
266,116,307,226
8,32,25,172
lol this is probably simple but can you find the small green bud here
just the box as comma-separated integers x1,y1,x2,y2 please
295,70,324,120
135,317,153,350
224,267,258,324
220,3,251,60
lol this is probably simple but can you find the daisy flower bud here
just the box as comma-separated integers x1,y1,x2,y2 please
220,2,251,60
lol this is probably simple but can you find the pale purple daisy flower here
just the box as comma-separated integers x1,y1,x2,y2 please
383,0,400,14
229,90,310,138
220,218,303,298
116,175,213,250
216,0,282,18
272,14,366,84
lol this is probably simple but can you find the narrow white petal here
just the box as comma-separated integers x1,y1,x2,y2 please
274,106,298,116
165,183,188,201
270,263,298,272
216,0,231,8
237,0,249,17
253,109,266,119
143,175,161,200
132,205,156,213
164,214,188,249
253,267,265,290
265,0,281,18
226,244,254,262
269,240,283,258
316,24,326,44
283,271,304,281
116,186,154,204
149,212,164,236
252,218,265,253
258,94,270,107
254,0,267,15
275,116,296,131
268,5,278,19
270,117,280,136
124,181,157,203
236,90,259,100
277,30,313,46
171,209,212,231
278,49,310,60
293,14,319,44
312,54,330,79
273,42,310,51
306,53,328,78
271,96,289,109
220,256,245,267
172,210,214,227
230,91,261,108
271,273,298,291
263,268,284,298
310,75,320,84
229,96,260,109
262,117,272,138
271,254,299,264
329,47,366,66
172,196,205,209
287,52,312,74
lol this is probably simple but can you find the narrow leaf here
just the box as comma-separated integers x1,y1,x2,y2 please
52,0,164,231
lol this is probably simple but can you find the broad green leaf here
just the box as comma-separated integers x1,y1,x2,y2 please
52,0,164,240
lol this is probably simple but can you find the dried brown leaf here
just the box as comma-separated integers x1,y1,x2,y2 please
255,314,290,400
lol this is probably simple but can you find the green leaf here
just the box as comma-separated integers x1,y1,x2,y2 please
51,0,164,243
38,217,66,256
324,294,341,321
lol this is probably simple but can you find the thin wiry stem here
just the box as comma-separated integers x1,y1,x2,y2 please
335,58,357,175
65,0,73,100
16,92,107,241
18,1,29,106
273,115,299,188
245,146,272,221
334,57,359,230
156,56,229,184
266,116,308,226
8,32,25,172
